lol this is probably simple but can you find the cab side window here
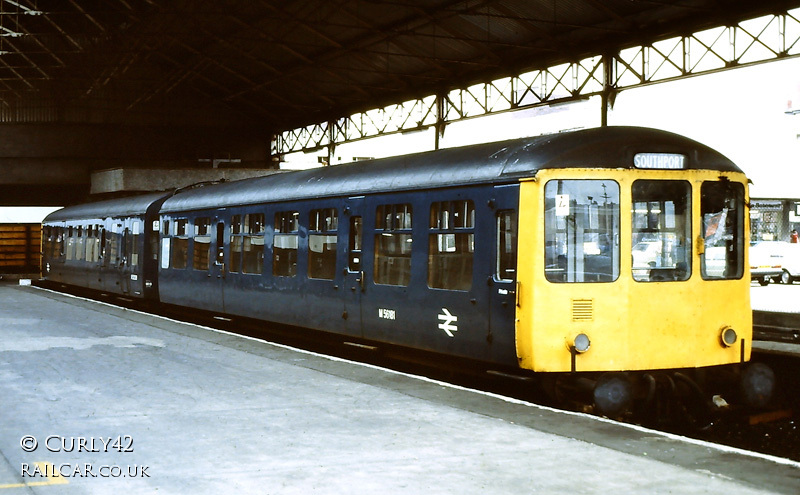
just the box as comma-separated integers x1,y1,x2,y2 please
496,210,517,281
701,181,744,280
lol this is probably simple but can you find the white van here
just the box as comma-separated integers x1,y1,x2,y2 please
750,241,785,285
774,241,800,284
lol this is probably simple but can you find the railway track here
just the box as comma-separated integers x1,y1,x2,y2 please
753,310,800,343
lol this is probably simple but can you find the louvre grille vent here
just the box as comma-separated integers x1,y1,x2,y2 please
572,299,594,321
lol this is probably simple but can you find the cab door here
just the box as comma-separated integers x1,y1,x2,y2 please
208,218,227,313
341,196,365,337
488,184,520,365
120,226,131,294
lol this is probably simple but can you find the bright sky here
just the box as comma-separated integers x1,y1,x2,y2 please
0,206,60,223
2,57,799,223
609,57,800,199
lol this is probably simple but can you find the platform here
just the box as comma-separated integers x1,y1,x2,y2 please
751,282,800,314
751,283,800,355
1,283,798,494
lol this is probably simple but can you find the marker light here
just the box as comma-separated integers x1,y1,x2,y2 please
573,333,591,353
720,327,737,347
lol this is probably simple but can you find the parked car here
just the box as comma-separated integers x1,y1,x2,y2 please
750,241,786,286
760,241,800,284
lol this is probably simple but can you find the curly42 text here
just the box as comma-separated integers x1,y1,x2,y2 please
20,435,134,453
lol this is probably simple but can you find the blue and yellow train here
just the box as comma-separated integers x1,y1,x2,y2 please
40,126,773,416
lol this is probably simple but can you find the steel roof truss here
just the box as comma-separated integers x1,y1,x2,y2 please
276,8,800,156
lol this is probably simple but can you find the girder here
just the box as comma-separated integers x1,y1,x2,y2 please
274,8,800,157
0,1,794,152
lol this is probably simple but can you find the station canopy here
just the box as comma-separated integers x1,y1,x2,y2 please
0,1,797,132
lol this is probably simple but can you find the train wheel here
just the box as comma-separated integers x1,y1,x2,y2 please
740,362,775,409
593,373,633,418
781,270,794,284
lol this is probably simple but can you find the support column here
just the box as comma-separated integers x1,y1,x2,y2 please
326,119,336,166
435,93,446,150
601,53,616,127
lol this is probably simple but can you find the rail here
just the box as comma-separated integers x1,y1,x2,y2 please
753,310,800,343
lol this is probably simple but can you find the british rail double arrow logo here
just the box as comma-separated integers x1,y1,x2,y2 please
438,308,458,337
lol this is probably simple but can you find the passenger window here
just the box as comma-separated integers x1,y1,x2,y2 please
99,227,106,261
66,226,74,261
122,227,130,265
544,180,620,283
158,220,170,268
109,224,121,266
48,227,56,260
56,227,64,259
701,181,744,280
428,200,474,290
496,210,517,281
309,208,338,280
149,222,158,262
52,227,60,260
230,215,242,272
273,211,299,277
375,203,412,286
90,225,100,262
216,222,225,265
348,217,363,272
76,226,85,261
131,221,140,267
171,219,188,269
632,180,691,282
42,226,52,259
193,218,211,270
85,226,94,262
242,213,265,274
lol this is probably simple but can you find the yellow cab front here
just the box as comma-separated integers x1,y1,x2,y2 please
515,166,751,374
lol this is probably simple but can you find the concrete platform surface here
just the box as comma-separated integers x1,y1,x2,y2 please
751,283,800,313
1,284,798,495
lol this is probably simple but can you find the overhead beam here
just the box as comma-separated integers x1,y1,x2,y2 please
273,8,800,157
226,0,492,102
